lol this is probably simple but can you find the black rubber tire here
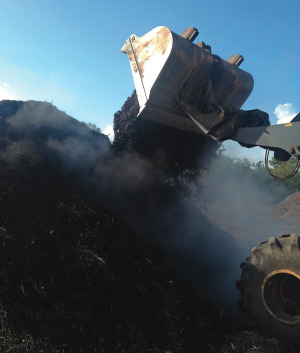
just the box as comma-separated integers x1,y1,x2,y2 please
237,234,300,346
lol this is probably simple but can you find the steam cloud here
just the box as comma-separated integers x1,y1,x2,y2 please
5,101,299,316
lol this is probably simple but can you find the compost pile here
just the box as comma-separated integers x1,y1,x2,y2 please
113,91,218,177
0,99,296,352
273,191,300,220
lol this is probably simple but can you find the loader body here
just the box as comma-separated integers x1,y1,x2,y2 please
121,25,300,345
121,25,300,344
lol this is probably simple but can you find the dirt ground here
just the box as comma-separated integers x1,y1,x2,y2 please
0,99,298,352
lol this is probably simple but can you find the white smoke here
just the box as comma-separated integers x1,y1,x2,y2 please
274,103,297,124
6,99,296,315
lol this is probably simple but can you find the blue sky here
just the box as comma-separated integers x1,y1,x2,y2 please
0,0,299,160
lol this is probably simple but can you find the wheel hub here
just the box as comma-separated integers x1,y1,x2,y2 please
261,270,300,325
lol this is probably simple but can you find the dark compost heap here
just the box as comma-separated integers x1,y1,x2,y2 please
0,98,297,352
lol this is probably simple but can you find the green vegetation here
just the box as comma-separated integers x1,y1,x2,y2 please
211,152,300,197
268,157,300,188
86,122,102,133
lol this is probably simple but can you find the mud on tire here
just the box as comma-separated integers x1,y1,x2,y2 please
237,234,300,346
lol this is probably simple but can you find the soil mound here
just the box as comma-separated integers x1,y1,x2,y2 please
0,100,296,352
273,191,300,219
113,91,219,177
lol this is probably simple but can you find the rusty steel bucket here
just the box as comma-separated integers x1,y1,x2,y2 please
121,26,254,134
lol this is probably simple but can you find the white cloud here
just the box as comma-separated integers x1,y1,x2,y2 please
0,82,18,100
274,103,297,124
103,124,114,142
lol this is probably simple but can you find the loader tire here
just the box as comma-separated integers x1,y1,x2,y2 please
236,234,300,346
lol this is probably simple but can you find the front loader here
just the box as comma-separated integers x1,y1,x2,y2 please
121,25,300,345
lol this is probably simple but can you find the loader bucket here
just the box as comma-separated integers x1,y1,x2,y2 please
121,26,254,135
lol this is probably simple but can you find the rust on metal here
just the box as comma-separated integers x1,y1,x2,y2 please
121,26,254,135
130,26,171,77
261,269,300,325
